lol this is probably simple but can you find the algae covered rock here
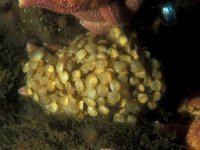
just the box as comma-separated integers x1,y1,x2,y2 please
21,27,165,124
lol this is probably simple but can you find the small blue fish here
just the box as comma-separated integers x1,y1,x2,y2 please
159,1,177,26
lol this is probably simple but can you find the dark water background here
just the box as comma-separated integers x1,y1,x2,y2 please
135,0,200,115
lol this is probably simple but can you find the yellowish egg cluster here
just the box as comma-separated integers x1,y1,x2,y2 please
22,27,165,124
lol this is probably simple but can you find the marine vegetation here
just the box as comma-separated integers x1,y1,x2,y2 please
18,0,143,33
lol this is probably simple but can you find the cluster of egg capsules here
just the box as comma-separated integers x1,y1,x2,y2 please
22,27,165,124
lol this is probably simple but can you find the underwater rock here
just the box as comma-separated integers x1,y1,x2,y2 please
186,120,200,150
20,27,165,124
178,96,200,150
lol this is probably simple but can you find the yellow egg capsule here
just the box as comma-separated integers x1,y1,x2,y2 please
29,61,38,70
55,77,63,90
75,49,87,62
110,48,119,59
77,40,86,49
107,92,121,106
98,105,109,115
129,50,139,60
34,73,42,81
137,93,149,104
98,71,112,84
109,26,122,40
129,76,140,86
37,86,47,96
135,70,146,79
119,55,132,64
23,63,29,73
45,65,54,74
47,81,56,92
150,80,162,91
147,102,157,110
126,101,141,114
96,97,106,105
60,96,69,106
137,84,145,93
113,113,125,123
30,50,44,62
143,76,152,87
119,98,127,108
56,62,64,73
85,74,98,88
84,43,97,54
33,93,39,102
84,98,96,107
75,79,84,93
87,106,98,117
59,71,69,84
113,61,127,73
126,115,137,125
110,80,121,92
117,35,128,47
86,88,97,100
40,77,48,86
46,101,58,113
152,91,161,102
72,70,81,81
97,83,109,97
97,45,107,53
78,100,84,111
